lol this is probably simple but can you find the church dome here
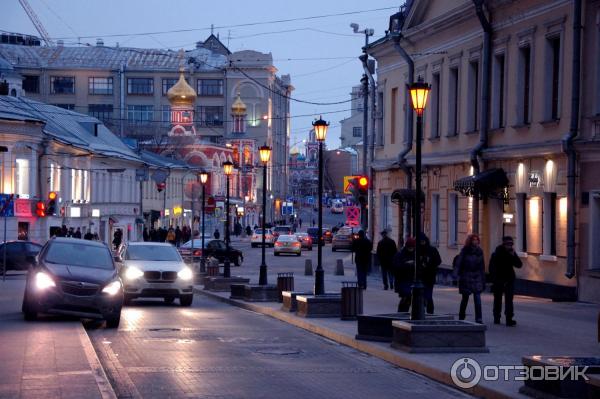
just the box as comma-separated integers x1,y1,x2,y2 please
167,70,197,106
231,92,247,116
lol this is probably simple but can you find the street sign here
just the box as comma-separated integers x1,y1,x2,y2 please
346,206,360,227
344,175,361,194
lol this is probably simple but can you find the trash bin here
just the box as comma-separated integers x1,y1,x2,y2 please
277,272,294,302
340,281,363,320
207,264,219,276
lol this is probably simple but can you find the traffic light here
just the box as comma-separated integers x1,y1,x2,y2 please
36,201,46,217
357,176,368,206
46,191,57,216
156,182,166,192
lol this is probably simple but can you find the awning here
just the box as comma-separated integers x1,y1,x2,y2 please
453,168,509,201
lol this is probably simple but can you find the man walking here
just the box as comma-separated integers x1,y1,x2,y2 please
489,236,522,326
393,237,416,311
376,230,397,290
418,233,441,314
352,230,372,289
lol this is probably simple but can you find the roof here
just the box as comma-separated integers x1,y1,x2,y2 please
138,149,190,170
0,43,227,72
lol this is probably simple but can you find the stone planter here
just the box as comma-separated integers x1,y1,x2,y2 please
281,291,312,312
519,356,600,399
204,276,250,292
391,320,488,353
356,313,454,342
229,283,246,299
296,293,342,318
243,284,279,302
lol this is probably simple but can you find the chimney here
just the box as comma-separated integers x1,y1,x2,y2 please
96,38,104,47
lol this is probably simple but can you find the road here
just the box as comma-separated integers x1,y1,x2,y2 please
84,235,471,399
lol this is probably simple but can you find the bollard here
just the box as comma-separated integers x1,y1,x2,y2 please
335,259,344,276
340,281,363,320
276,272,295,302
304,259,313,276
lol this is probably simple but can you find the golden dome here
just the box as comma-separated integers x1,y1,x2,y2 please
231,92,247,116
167,71,197,106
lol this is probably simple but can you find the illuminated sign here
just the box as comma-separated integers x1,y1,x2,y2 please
92,209,100,217
69,207,81,218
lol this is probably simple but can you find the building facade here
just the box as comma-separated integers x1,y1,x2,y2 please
339,85,365,150
368,0,600,302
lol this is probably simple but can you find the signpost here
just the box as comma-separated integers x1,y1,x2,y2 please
345,206,360,227
343,175,361,194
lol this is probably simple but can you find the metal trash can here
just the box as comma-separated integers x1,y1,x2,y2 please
277,272,294,302
207,264,219,277
340,281,363,320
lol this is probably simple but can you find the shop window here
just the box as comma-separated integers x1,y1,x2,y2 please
556,197,567,258
526,197,542,254
431,194,440,246
448,193,459,246
15,158,29,198
516,193,527,252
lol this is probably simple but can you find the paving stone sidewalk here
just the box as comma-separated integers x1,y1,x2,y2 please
0,275,115,399
195,266,600,399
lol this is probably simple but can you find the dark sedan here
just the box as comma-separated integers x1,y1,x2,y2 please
179,239,243,266
0,241,42,274
22,238,123,328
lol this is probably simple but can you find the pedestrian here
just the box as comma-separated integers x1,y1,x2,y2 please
246,225,252,236
376,230,397,290
454,234,486,324
166,228,176,245
112,229,122,250
418,233,442,314
214,228,220,239
175,226,182,246
84,231,93,240
143,227,150,242
351,230,372,289
73,227,82,239
299,218,302,228
392,237,416,312
150,227,158,242
60,225,68,237
489,236,522,326
67,227,75,237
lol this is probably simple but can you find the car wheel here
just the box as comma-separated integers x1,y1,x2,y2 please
123,294,134,306
106,314,121,329
164,297,175,304
180,295,193,307
22,298,37,321
296,253,301,257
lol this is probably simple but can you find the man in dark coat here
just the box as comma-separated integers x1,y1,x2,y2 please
73,227,82,239
376,230,397,290
393,237,416,312
351,230,372,289
418,233,442,314
489,236,522,326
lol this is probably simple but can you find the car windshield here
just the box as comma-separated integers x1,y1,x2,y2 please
125,245,182,261
277,235,295,241
254,229,271,235
45,242,113,270
274,227,290,232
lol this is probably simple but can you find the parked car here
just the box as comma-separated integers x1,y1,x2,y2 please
273,225,293,238
294,232,313,250
0,241,42,274
274,235,302,256
331,202,344,214
322,228,333,243
251,229,275,248
116,242,194,306
179,239,243,266
22,237,123,328
332,227,358,252
176,235,212,261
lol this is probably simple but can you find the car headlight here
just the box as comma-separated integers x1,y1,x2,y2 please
35,271,56,290
177,267,193,281
102,280,122,296
125,266,144,280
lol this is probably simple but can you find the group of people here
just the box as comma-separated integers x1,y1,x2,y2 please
54,225,99,241
142,225,194,246
366,230,522,326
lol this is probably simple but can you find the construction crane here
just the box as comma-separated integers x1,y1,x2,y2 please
18,0,55,46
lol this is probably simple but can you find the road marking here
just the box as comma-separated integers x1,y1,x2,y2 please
77,325,118,399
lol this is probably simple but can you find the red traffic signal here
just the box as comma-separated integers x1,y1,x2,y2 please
358,176,368,189
36,201,46,217
156,182,166,192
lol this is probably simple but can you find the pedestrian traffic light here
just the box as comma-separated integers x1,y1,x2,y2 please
46,191,57,216
36,201,46,217
156,182,166,192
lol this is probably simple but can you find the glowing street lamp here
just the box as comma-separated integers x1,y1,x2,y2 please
223,161,234,278
312,116,329,295
258,144,271,285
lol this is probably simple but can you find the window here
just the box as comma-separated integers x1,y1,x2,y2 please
50,76,75,94
543,192,557,256
127,105,154,124
492,53,505,128
448,67,459,136
390,87,397,145
431,72,441,138
53,104,75,110
22,75,39,93
127,78,154,95
526,196,542,254
197,79,224,96
467,61,479,132
197,106,223,126
15,158,29,198
161,105,171,125
548,36,561,120
518,46,532,124
376,91,384,146
88,104,113,122
381,194,391,232
162,78,177,95
448,193,459,246
352,127,362,137
88,77,113,95
431,194,440,245
49,163,61,192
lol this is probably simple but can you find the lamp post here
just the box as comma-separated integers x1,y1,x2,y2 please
258,144,271,285
313,116,329,295
199,171,209,273
408,76,431,321
223,161,234,278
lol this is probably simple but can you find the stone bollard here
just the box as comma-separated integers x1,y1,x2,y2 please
335,259,344,276
304,259,313,276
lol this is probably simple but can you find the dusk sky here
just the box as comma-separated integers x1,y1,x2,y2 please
2,0,401,149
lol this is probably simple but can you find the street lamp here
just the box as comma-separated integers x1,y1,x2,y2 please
199,170,209,273
408,76,431,320
258,144,271,285
223,161,234,278
313,116,329,295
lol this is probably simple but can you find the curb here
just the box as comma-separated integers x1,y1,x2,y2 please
194,287,520,399
77,324,118,399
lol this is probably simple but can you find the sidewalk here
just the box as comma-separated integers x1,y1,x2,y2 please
194,267,600,399
0,275,115,399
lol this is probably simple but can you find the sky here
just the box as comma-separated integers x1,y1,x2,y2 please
2,0,401,149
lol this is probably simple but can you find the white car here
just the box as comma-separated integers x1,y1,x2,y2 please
251,228,275,247
274,234,302,256
116,242,194,306
331,202,344,214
